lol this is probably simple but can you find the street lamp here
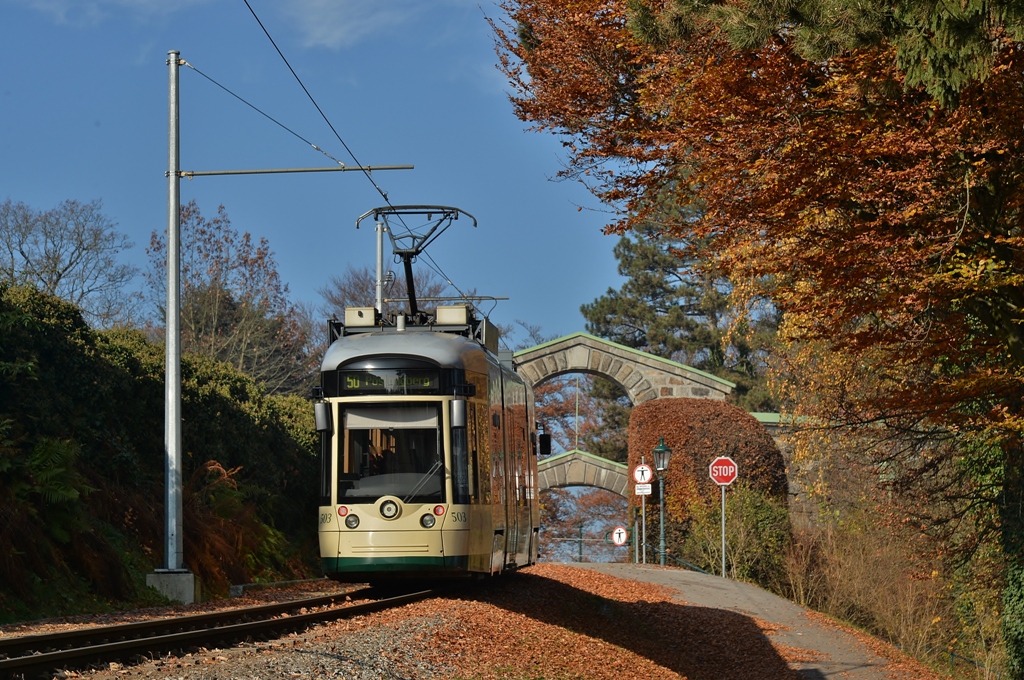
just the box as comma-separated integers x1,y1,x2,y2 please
652,437,672,566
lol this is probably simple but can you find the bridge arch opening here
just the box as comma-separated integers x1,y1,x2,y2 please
514,332,733,497
514,332,733,406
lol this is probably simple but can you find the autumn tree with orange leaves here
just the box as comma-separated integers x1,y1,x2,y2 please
493,0,1024,673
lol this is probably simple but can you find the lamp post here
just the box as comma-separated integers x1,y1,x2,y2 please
652,437,672,566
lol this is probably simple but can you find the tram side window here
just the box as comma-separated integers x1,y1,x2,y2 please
319,429,332,507
463,402,481,503
452,426,470,505
518,427,529,507
468,401,487,504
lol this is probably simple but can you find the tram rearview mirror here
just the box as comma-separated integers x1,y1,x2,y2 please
451,399,467,428
314,402,333,433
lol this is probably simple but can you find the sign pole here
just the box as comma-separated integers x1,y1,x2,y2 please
708,455,738,580
633,510,639,563
634,459,654,564
721,484,726,578
640,494,646,564
639,456,648,564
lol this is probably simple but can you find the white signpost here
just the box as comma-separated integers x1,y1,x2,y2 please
633,462,653,564
709,456,738,578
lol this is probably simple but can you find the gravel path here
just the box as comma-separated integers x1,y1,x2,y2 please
5,564,944,680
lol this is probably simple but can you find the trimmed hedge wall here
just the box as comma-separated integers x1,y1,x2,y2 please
627,398,788,520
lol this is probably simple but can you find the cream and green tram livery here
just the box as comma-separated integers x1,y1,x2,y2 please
313,305,540,581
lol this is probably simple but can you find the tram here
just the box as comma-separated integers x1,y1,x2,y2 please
314,205,544,581
313,302,541,581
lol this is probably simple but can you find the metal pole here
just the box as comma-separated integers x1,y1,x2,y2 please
179,164,413,177
165,50,183,572
659,474,666,566
578,521,583,563
640,495,646,564
640,455,647,564
375,221,384,315
634,509,639,564
721,484,727,578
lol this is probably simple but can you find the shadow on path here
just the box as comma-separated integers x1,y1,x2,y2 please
446,571,802,680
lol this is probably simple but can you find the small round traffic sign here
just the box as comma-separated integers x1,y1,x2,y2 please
709,456,738,486
633,464,653,483
611,526,629,546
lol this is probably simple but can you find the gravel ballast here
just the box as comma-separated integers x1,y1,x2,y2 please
2,564,946,679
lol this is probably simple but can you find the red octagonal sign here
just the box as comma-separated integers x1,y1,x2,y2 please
709,456,738,486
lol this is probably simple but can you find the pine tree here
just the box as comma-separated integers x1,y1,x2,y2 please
638,0,1024,107
581,222,777,412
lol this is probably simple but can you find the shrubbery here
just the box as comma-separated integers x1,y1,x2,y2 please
626,398,791,586
675,482,790,584
0,284,318,618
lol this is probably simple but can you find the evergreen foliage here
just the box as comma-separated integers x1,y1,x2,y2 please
635,0,1024,106
679,482,790,584
0,283,318,616
579,377,632,463
581,222,778,412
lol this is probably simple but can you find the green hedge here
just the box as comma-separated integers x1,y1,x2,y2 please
0,284,319,616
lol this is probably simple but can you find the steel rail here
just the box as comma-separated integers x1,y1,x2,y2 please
0,587,433,678
0,588,370,657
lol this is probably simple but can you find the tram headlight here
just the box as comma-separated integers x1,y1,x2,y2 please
420,514,436,529
344,514,360,529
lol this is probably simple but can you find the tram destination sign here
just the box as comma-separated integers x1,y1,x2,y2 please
340,369,439,394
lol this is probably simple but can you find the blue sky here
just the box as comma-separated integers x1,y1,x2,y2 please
0,0,624,344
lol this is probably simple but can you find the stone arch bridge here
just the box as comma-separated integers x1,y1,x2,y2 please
514,332,733,497
515,333,790,500
535,415,788,498
537,449,629,497
514,332,733,404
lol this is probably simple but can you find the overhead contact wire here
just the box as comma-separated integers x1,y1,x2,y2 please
242,0,394,204
181,61,347,168
420,250,496,327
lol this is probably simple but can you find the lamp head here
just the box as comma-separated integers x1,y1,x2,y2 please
652,437,672,471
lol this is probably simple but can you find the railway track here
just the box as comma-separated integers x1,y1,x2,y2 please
0,586,436,679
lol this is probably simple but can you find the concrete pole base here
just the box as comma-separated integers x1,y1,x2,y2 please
146,570,201,604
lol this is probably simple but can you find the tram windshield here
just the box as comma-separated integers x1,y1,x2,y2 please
338,404,444,503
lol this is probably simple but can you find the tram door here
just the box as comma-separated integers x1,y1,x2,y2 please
500,377,518,569
509,383,531,566
488,366,508,573
503,378,531,568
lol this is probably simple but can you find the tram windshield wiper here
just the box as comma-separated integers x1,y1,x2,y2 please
403,458,443,503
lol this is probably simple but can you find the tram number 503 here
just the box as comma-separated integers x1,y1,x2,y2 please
319,512,333,526
450,511,468,523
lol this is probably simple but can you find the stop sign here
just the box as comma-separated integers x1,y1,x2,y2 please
709,456,738,486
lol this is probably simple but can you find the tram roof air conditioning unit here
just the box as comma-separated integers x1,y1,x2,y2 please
345,306,377,327
436,305,468,325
